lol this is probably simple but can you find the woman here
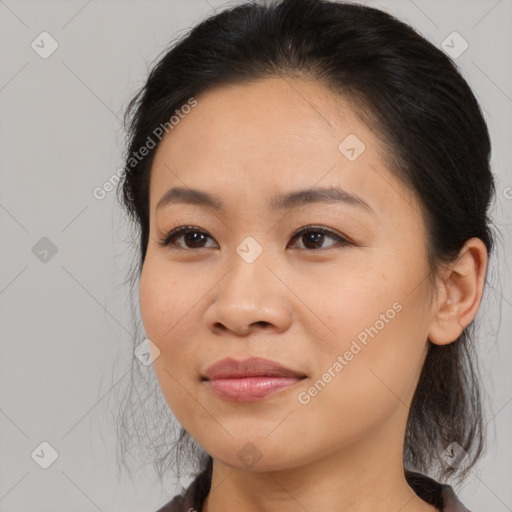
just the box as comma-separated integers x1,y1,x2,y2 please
117,0,496,510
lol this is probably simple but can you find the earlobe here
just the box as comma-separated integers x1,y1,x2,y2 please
427,237,488,346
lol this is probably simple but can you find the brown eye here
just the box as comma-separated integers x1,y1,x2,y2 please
158,226,217,249
288,226,352,250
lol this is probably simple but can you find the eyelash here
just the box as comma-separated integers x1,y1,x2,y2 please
157,225,353,251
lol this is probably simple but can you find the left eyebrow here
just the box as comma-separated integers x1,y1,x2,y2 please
270,185,375,214
155,185,375,214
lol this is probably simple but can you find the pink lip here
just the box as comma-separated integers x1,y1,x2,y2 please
205,376,304,402
202,357,307,402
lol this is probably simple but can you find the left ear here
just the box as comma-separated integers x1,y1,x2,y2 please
427,237,488,346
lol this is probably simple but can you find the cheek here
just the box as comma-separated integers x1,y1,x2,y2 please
297,304,427,447
139,260,199,417
302,266,396,355
307,261,430,403
138,256,213,366
139,258,188,343
139,262,164,341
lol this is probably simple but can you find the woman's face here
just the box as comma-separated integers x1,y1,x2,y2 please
139,77,437,471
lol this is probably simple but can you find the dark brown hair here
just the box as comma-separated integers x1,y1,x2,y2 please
114,0,496,488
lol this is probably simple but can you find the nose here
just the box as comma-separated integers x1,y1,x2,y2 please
203,247,293,337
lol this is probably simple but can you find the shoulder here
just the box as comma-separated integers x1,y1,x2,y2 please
154,468,211,512
406,470,473,512
154,493,187,512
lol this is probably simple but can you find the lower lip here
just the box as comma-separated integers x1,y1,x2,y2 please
205,376,305,402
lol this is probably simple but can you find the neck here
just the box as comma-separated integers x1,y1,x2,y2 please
201,411,438,512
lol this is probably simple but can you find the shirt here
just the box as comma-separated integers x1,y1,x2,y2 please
155,466,472,512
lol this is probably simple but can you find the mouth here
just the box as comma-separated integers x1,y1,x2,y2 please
202,357,307,402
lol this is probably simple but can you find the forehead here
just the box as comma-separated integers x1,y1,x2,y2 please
148,77,416,219
164,77,369,154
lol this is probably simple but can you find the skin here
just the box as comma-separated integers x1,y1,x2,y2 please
139,77,488,512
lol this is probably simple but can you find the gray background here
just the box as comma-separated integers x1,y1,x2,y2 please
0,0,511,511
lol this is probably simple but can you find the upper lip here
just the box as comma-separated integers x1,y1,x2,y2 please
202,357,307,380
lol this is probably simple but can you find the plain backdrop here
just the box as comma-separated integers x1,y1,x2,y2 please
0,0,511,511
